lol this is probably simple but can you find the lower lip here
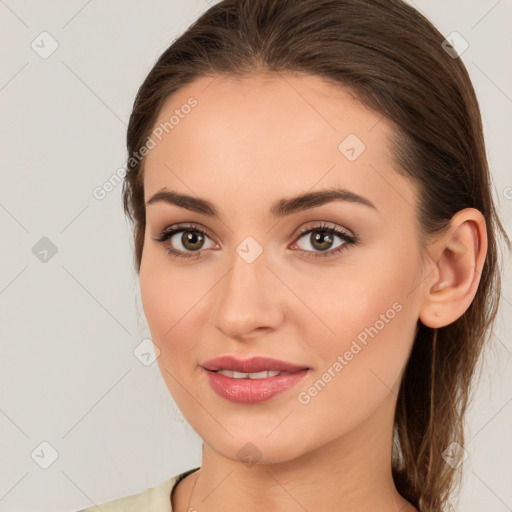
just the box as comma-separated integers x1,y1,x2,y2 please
203,368,309,403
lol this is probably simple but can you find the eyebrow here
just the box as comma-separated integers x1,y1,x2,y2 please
145,187,377,217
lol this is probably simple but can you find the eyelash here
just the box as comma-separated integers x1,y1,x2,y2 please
153,222,358,261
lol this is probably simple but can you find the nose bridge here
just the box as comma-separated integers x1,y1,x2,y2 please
210,237,283,339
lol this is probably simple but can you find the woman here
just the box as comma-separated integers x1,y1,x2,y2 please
78,0,510,510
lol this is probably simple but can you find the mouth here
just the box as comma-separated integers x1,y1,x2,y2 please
201,355,310,403
211,369,292,379
201,355,309,373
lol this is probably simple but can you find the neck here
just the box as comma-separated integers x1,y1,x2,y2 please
173,391,417,512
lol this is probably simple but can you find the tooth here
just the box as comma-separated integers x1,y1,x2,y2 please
216,370,286,379
217,370,249,378
248,371,270,379
217,370,235,378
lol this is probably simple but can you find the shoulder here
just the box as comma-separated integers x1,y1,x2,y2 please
75,467,200,512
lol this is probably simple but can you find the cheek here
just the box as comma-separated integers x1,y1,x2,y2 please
140,261,201,406
139,252,212,397
293,245,420,423
140,246,201,342
289,236,419,347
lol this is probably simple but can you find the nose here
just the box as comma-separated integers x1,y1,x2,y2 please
209,244,285,342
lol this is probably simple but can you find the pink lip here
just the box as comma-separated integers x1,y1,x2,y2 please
201,356,310,404
201,355,309,373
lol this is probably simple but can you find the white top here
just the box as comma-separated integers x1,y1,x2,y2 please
76,467,200,512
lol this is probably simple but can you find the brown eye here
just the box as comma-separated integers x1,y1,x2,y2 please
308,231,335,251
294,225,355,255
180,230,205,251
154,225,217,259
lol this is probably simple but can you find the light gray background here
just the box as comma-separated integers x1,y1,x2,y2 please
0,1,511,511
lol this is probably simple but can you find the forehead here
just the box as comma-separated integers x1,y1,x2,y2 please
142,73,416,216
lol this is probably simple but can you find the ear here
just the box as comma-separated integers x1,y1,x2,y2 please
419,208,488,328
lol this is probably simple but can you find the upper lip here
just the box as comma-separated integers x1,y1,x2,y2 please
201,356,309,373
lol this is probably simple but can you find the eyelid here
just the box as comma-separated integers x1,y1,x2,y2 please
292,220,355,240
153,222,217,244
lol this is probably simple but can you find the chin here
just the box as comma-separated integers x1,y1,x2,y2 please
198,423,318,465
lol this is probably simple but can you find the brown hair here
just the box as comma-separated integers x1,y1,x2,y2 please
122,0,510,509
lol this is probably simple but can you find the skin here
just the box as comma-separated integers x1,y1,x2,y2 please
139,73,487,512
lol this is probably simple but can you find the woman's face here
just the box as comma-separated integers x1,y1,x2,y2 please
140,73,427,464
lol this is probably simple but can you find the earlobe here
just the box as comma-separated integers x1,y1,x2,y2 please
419,208,487,329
